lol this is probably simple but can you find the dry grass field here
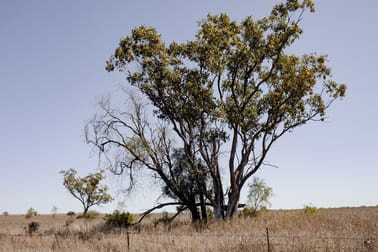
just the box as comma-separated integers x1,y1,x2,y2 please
0,207,377,251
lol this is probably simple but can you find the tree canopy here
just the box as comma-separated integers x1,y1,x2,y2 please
247,177,273,215
61,169,113,215
87,0,345,221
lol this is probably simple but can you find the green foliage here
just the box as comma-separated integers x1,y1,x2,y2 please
303,204,317,214
239,207,257,218
162,148,208,200
247,177,273,214
77,210,100,219
206,207,215,221
90,0,346,220
60,169,113,216
25,208,37,219
162,148,209,223
104,210,135,228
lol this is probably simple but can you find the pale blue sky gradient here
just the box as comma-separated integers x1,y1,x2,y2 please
0,0,377,214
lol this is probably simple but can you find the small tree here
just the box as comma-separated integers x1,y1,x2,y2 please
247,177,273,215
25,208,37,219
61,169,113,216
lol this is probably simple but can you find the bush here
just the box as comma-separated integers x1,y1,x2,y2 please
239,206,268,218
303,204,317,214
67,211,76,217
27,221,39,235
104,210,135,228
77,210,100,219
2,211,8,216
25,208,37,219
239,207,258,218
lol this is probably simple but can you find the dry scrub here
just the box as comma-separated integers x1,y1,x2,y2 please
0,207,377,251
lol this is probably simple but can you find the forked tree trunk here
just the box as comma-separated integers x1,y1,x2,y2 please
83,205,89,216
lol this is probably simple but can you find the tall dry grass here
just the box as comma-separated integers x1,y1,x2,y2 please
0,207,377,251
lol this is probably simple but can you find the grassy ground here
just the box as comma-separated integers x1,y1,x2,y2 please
0,207,377,251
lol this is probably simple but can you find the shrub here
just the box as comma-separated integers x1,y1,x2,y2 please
77,210,100,219
239,207,257,218
25,208,37,219
27,221,39,235
67,211,76,217
2,211,8,216
104,210,135,228
303,204,317,214
239,206,268,218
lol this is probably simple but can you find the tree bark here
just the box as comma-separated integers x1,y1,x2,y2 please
226,188,241,219
199,192,207,223
189,206,201,223
83,206,89,216
213,186,225,220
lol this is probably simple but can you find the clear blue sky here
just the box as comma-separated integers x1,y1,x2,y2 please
0,0,377,214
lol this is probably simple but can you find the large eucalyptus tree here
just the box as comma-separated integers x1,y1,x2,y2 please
87,0,345,221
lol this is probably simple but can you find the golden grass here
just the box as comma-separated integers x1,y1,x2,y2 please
0,207,377,251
